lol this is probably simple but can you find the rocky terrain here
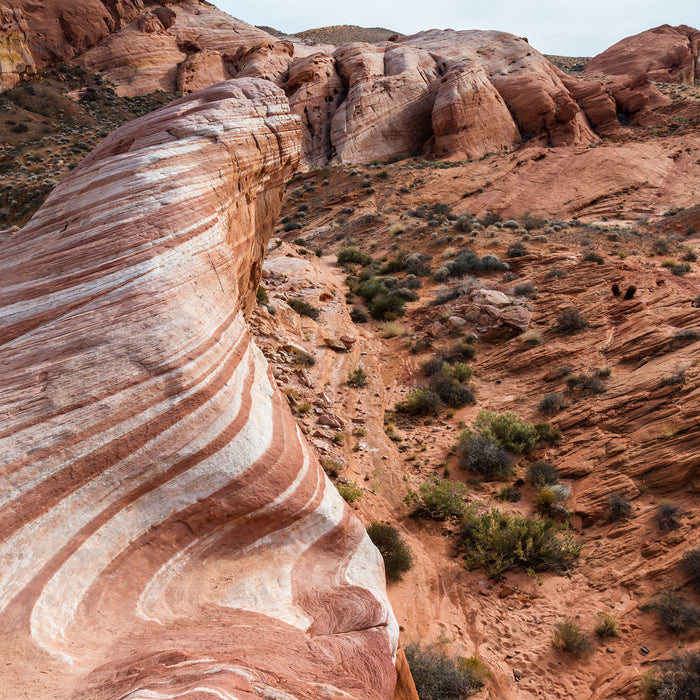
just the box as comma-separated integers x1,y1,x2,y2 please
1,2,699,698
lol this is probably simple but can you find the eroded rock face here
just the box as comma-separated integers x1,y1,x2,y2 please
0,78,399,699
585,24,700,84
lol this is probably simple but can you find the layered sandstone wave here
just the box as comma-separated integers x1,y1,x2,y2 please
0,78,400,699
585,24,700,85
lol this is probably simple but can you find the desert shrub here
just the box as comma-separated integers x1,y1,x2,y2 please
429,375,476,407
422,356,446,376
350,305,368,323
356,277,388,301
320,457,342,479
336,481,363,502
472,409,539,453
682,249,697,262
594,613,620,640
405,478,468,520
535,487,557,514
545,266,566,279
337,247,373,265
670,264,691,277
459,433,513,480
565,373,605,394
497,484,521,502
404,642,485,700
460,508,581,578
679,548,700,591
642,591,700,634
605,493,632,522
284,221,303,232
657,502,682,531
403,273,423,289
514,282,537,297
392,287,419,301
405,253,432,276
520,212,548,231
366,522,413,583
661,368,686,386
378,321,407,338
447,362,473,382
534,422,562,444
652,237,670,255
520,329,543,345
256,286,269,305
288,298,320,320
539,392,565,415
370,292,406,320
434,265,451,282
640,651,700,699
347,367,368,388
552,620,591,656
395,388,442,416
447,250,508,277
555,307,589,334
506,241,529,258
444,340,477,362
527,461,559,487
583,251,604,264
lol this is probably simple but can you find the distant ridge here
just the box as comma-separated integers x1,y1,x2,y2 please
294,25,397,45
255,25,286,38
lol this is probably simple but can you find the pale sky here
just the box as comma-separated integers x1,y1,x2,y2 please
216,0,698,56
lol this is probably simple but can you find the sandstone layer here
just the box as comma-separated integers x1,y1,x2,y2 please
585,24,700,85
0,79,401,699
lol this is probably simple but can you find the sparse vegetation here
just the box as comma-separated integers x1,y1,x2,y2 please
366,522,414,583
582,251,604,264
641,591,700,634
514,282,537,297
639,652,700,700
395,388,443,416
527,461,559,487
506,241,529,258
337,247,373,265
404,642,486,699
555,307,589,334
552,620,591,656
347,367,369,388
539,392,565,415
657,502,682,530
336,481,363,502
459,433,513,480
405,478,468,520
605,493,632,522
471,409,539,453
288,298,320,320
460,508,581,578
594,613,620,640
679,548,700,591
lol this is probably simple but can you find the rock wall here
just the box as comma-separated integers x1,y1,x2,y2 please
0,78,400,699
585,24,700,85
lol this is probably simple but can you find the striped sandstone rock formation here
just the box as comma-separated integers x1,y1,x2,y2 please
0,78,400,699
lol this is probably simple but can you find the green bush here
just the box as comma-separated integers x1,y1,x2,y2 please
535,487,557,514
336,481,363,503
640,651,700,699
535,422,562,444
356,277,388,301
404,642,486,700
642,591,700,634
395,388,442,416
459,433,513,480
443,339,477,362
366,522,413,583
288,298,320,320
605,493,632,522
472,409,539,453
405,478,468,520
497,484,521,502
369,292,406,320
527,461,559,487
459,508,581,578
256,285,269,305
429,375,476,408
594,612,620,640
337,247,373,265
555,307,589,334
583,251,604,264
552,620,591,656
347,367,368,388
506,241,529,258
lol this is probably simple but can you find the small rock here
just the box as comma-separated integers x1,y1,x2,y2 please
317,413,344,429
640,646,650,655
606,647,615,653
446,315,467,329
323,337,349,352
513,669,522,681
339,334,356,345
499,586,515,598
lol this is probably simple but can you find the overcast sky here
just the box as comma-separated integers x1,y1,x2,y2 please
216,0,697,56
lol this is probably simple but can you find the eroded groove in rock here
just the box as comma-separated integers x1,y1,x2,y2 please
0,78,398,699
